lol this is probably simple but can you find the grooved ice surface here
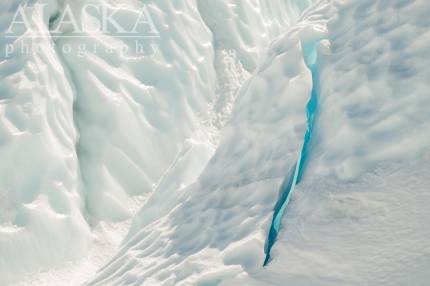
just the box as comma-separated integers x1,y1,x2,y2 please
1,0,430,285
229,0,430,285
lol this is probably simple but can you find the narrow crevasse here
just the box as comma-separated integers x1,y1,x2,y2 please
264,40,320,266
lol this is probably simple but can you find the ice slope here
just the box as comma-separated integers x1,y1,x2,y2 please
126,0,315,241
88,3,322,286
89,30,311,285
223,0,430,285
91,0,430,285
0,0,315,284
52,0,315,222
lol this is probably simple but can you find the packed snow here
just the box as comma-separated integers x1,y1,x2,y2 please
0,0,429,285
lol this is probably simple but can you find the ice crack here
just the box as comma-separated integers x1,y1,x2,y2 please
264,40,320,266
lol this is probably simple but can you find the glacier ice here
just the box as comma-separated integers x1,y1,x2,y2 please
1,0,430,285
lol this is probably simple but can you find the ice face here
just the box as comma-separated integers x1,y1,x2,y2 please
228,1,430,285
1,0,430,285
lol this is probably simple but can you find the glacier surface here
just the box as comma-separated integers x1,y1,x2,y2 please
0,0,429,285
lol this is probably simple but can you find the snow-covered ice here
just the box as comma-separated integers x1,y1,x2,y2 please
0,0,429,285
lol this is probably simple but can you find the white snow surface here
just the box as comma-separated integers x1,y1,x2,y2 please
0,0,429,285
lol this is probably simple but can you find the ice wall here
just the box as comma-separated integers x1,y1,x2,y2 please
229,0,430,285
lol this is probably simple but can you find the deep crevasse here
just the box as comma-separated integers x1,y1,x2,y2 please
264,40,320,267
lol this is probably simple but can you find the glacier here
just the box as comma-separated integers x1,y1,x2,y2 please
0,0,429,285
